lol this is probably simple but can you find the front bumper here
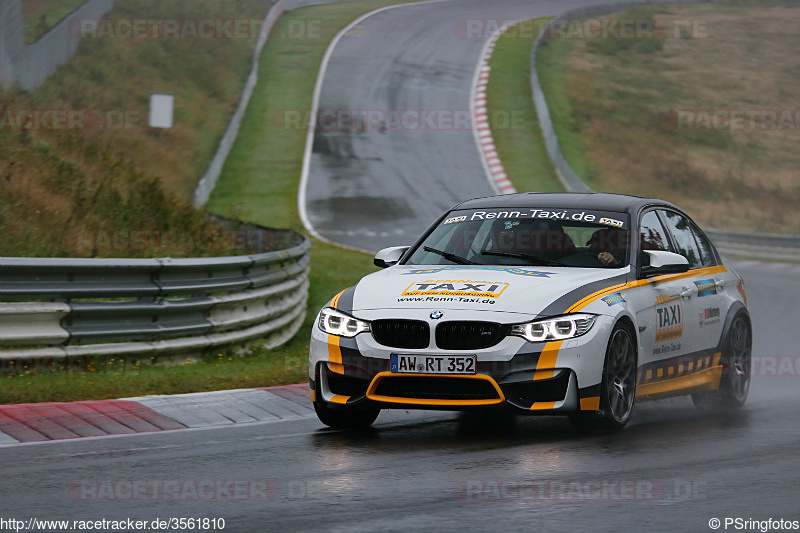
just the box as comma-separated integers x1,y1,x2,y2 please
314,362,581,412
309,311,614,413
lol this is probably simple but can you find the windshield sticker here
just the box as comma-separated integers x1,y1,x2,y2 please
601,293,626,306
599,217,624,228
655,294,683,342
404,266,553,278
694,279,717,297
443,216,467,225
402,280,509,299
457,209,628,227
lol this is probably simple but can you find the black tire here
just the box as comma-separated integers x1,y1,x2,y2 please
312,367,380,429
692,313,751,410
571,322,637,431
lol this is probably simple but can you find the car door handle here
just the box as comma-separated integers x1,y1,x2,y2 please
715,279,726,289
681,285,695,299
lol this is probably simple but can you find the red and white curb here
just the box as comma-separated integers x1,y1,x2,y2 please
0,384,312,446
472,21,516,196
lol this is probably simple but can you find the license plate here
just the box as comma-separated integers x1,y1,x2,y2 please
390,354,477,374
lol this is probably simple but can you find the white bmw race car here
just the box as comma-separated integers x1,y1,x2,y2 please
309,193,752,429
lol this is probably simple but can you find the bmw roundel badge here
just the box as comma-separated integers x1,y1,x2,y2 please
430,311,444,320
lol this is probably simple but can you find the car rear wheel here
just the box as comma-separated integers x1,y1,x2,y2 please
692,313,751,410
571,322,637,431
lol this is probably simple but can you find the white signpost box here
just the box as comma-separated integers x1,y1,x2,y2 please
149,93,174,138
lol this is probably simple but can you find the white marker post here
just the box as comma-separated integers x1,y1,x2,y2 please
149,93,174,140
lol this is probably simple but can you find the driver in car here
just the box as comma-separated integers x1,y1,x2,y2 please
588,227,628,267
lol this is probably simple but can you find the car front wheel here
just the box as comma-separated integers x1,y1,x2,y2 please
571,322,637,431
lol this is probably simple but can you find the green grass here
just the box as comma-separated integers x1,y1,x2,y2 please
535,37,598,189
3,352,299,404
3,0,425,404
485,20,562,193
22,0,88,44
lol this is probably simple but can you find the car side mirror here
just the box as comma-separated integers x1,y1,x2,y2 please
374,246,410,268
640,250,690,278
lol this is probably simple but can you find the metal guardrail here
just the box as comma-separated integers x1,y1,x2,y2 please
0,235,310,364
529,1,800,261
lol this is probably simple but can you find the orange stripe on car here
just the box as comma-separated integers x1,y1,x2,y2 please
328,334,344,374
329,289,346,309
567,266,728,313
580,396,600,410
533,341,564,380
366,372,505,407
636,365,722,400
330,395,350,405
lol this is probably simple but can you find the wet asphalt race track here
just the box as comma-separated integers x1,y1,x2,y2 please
3,1,799,531
302,0,629,252
1,266,798,531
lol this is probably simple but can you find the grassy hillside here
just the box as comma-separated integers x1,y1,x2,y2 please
2,0,272,258
22,0,87,43
537,1,800,233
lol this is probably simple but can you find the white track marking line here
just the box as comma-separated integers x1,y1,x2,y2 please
470,20,518,196
297,0,461,253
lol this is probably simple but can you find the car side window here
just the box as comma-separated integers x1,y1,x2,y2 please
691,225,717,267
660,210,702,269
639,211,671,252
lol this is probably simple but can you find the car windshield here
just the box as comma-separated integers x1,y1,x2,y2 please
406,207,631,268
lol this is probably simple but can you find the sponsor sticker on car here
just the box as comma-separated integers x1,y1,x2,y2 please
402,280,509,299
655,294,683,342
599,217,624,228
699,306,721,328
602,293,626,306
694,279,717,297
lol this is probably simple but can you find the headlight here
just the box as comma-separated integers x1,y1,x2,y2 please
318,308,370,338
511,314,596,342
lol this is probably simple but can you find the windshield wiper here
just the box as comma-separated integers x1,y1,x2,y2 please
480,250,567,267
423,246,474,265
